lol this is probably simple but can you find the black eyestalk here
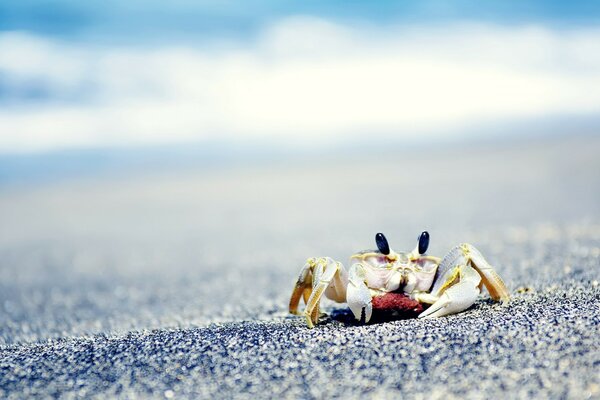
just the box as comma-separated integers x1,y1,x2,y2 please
375,232,390,255
418,231,430,254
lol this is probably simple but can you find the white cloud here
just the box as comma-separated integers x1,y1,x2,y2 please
0,18,599,153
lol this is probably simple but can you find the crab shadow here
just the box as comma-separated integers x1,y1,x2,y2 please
325,297,500,327
326,307,424,327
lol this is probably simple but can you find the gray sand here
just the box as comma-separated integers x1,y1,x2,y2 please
0,135,599,398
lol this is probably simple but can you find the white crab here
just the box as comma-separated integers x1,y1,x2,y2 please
289,231,510,328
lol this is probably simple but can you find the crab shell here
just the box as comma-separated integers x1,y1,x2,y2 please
348,250,441,315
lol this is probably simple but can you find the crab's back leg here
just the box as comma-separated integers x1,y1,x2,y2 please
289,259,314,316
462,244,510,301
430,244,509,301
289,257,347,328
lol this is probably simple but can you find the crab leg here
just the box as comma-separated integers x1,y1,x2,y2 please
419,243,509,319
289,259,314,316
288,257,346,328
461,244,510,301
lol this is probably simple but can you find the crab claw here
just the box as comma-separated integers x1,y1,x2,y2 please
346,263,373,323
418,266,481,319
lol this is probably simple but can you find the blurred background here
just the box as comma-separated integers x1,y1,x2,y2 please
1,1,599,344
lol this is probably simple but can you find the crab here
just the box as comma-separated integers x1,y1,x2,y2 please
289,231,510,328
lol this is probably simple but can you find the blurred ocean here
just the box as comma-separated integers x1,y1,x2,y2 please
1,1,600,158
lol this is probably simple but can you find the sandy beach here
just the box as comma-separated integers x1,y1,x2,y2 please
0,135,599,398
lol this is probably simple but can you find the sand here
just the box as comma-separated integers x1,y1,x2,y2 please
0,135,599,398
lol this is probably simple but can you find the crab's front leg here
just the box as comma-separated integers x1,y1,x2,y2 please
418,243,509,319
289,257,348,328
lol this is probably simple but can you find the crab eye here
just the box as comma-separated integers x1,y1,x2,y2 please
418,231,430,254
375,232,390,255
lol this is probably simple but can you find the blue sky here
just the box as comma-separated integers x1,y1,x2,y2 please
0,1,599,153
1,1,600,43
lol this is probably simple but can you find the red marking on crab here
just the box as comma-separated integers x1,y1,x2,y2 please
371,292,424,317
